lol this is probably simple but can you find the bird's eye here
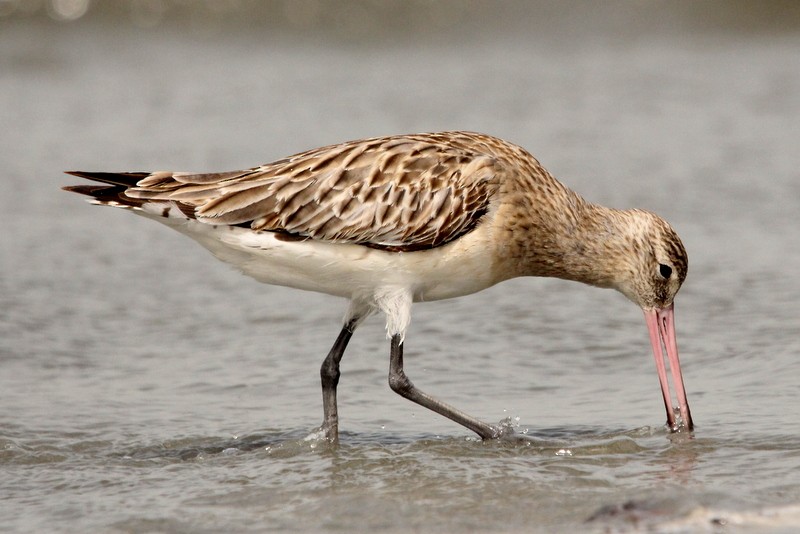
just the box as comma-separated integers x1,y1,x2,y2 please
659,264,672,279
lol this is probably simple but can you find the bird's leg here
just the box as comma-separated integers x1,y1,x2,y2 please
387,335,502,440
319,323,355,444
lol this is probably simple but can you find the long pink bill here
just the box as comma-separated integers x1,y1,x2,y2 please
643,304,693,432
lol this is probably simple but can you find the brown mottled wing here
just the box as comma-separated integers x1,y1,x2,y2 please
121,133,501,251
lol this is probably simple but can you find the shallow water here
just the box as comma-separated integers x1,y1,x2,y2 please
2,3,800,532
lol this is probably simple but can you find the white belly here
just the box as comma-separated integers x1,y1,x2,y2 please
145,213,499,304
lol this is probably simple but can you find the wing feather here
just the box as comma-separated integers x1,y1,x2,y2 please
69,132,509,251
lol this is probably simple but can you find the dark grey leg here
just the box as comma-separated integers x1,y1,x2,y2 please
319,324,355,444
387,334,501,440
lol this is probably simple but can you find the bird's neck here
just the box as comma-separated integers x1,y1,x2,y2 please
492,185,633,290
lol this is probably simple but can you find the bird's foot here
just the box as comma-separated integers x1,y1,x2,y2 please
488,416,520,438
305,422,339,446
478,417,541,444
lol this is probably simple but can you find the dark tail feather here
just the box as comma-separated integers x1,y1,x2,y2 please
63,170,197,215
62,182,145,208
64,171,150,188
63,183,123,198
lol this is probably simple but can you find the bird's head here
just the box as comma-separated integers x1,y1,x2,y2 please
612,209,688,311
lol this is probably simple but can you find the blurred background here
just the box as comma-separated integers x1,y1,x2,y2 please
2,1,799,533
5,0,800,35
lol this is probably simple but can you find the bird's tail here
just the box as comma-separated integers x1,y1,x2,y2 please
63,171,150,208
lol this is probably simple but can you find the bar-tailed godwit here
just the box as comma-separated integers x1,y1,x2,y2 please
64,131,692,442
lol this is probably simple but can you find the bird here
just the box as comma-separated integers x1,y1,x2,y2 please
64,131,693,443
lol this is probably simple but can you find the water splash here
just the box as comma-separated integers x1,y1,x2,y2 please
670,407,692,433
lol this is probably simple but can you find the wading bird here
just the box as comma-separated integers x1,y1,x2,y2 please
64,131,693,443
